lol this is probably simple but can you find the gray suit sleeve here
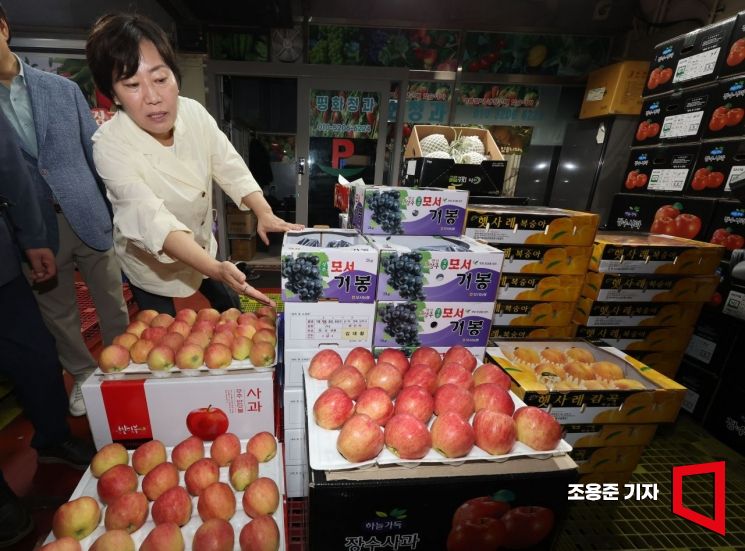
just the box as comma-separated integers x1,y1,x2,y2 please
74,85,112,215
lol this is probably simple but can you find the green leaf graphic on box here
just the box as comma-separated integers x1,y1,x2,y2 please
421,251,431,274
389,508,407,519
624,405,646,417
605,430,623,441
492,489,515,503
414,301,426,322
311,252,330,277
375,511,387,518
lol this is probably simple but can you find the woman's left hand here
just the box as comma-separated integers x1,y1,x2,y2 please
257,213,304,245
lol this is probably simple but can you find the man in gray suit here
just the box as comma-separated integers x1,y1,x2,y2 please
0,4,129,416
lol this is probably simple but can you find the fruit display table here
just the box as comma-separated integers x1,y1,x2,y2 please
308,454,577,550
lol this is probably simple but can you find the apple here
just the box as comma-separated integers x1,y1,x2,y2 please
447,517,506,551
215,320,238,335
249,341,276,367
89,530,135,551
175,343,204,370
336,414,384,463
452,495,511,526
97,464,137,505
257,305,276,320
171,435,205,470
51,496,100,540
229,452,259,491
197,308,221,323
473,363,512,391
187,406,228,441
402,363,438,394
175,307,198,325
197,481,236,522
210,331,234,348
151,486,192,526
142,326,167,344
104,491,148,533
377,348,409,375
192,518,234,551
443,345,477,372
410,346,442,372
247,431,277,462
501,505,555,549
354,387,394,426
436,363,474,390
242,477,279,518
328,365,367,400
142,461,180,501
125,320,148,337
147,344,176,373
394,385,434,424
112,332,138,350
384,413,432,459
40,537,82,551
239,515,280,551
252,328,277,346
98,344,130,373
238,312,258,326
221,307,242,322
313,388,354,429
151,313,175,328
473,383,514,416
256,318,276,332
185,331,211,349
90,442,128,478
365,362,403,398
210,432,241,466
431,411,475,458
168,320,191,339
160,332,185,353
136,309,159,324
192,320,215,336
129,338,155,364
344,347,375,376
204,343,232,370
308,349,343,380
139,522,185,551
513,406,562,451
132,439,167,475
473,409,516,455
434,383,474,420
185,457,220,496
235,324,257,339
231,335,252,360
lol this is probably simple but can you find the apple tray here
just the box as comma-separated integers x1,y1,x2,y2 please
303,367,572,472
44,439,287,551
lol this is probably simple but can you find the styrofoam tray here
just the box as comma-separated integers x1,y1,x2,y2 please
44,439,286,550
304,367,572,471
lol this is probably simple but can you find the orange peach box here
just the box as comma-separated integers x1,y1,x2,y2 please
581,272,719,302
489,324,577,340
563,423,658,448
499,245,593,275
623,350,685,379
573,298,703,328
575,325,694,352
572,445,646,474
497,273,585,302
494,301,576,327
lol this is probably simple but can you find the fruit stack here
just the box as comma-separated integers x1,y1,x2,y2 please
41,431,284,551
369,234,503,360
574,232,725,378
462,205,599,341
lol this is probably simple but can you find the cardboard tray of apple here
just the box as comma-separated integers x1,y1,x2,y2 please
42,434,286,551
95,307,279,377
303,346,572,472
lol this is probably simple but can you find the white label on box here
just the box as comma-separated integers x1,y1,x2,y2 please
725,165,745,192
597,259,672,273
686,334,716,364
723,290,745,320
673,47,720,83
284,302,375,348
660,111,704,139
284,427,308,466
586,87,606,102
681,388,700,413
647,168,689,192
283,386,306,429
406,159,417,176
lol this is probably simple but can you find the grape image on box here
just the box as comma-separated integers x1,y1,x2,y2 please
378,303,420,346
370,190,403,234
382,252,425,301
282,255,323,301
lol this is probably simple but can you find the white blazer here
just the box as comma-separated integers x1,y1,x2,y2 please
92,96,261,297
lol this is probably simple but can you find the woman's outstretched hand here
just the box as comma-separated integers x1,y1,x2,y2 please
257,213,304,246
218,260,275,306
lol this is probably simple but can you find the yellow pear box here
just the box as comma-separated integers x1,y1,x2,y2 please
589,232,724,275
572,446,646,474
485,341,686,424
494,301,575,327
464,205,599,246
499,244,592,275
497,273,585,302
489,325,576,341
575,325,694,352
624,350,685,379
563,423,657,448
574,298,703,328
581,272,719,302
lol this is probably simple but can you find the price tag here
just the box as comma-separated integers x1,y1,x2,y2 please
723,290,745,321
681,389,700,413
685,334,716,364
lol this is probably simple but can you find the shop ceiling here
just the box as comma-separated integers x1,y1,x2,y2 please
4,0,723,37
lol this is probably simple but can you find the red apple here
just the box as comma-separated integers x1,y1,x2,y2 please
229,452,259,491
473,409,516,455
377,348,410,375
242,477,280,518
197,481,236,522
336,414,384,463
221,307,242,322
354,387,394,426
197,308,221,323
171,435,205,470
112,332,138,351
136,309,159,324
313,387,354,429
394,385,434,424
132,439,167,475
473,363,512,391
168,320,192,338
252,328,277,346
238,312,258,326
308,349,343,380
431,411,475,458
365,362,403,398
176,342,204,370
40,537,83,551
192,320,215,336
51,496,100,540
384,413,432,459
247,432,277,462
97,464,137,505
328,365,367,400
160,332,185,352
185,457,219,496
231,335,252,360
141,326,167,344
98,344,130,373
443,345,477,372
104,491,148,533
256,318,276,332
434,383,474,420
410,346,442,372
235,324,257,340
151,486,192,526
150,313,175,328
139,522,185,551
473,383,514,416
215,319,238,334
91,442,129,478
204,343,232,369
192,518,234,551
125,320,148,337
130,338,155,364
210,331,234,348
210,432,241,466
344,346,375,376
501,506,555,549
249,341,276,367
257,305,276,320
402,363,438,394
147,344,176,373
436,363,474,390
142,461,179,501
239,515,280,551
175,307,198,325
513,406,562,451
185,331,211,349
89,530,135,551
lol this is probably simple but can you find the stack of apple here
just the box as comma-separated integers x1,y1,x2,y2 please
309,345,563,464
98,306,278,376
42,431,283,551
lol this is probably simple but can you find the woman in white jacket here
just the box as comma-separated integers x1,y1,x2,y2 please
86,13,301,314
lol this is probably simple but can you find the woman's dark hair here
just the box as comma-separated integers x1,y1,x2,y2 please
86,13,181,101
0,3,11,43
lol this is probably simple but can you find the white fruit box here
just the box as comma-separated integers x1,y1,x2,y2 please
303,366,571,472
283,347,359,388
82,370,276,448
284,464,309,498
43,439,286,551
283,302,375,349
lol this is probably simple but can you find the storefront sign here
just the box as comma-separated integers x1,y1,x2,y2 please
405,81,452,125
310,89,380,139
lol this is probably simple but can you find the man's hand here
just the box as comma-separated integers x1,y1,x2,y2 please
25,248,56,283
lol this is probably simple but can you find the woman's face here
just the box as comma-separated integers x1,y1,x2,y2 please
112,39,179,144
